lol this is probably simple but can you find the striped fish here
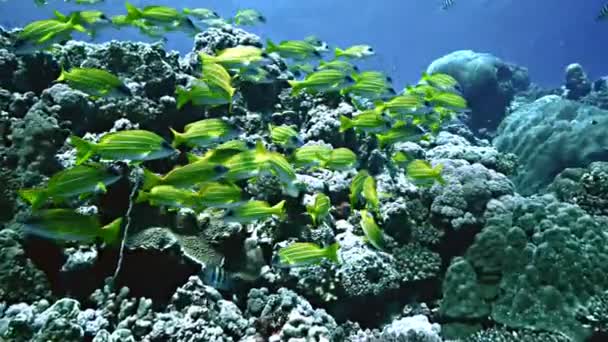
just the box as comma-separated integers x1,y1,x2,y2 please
598,4,608,21
275,242,340,267
441,0,455,10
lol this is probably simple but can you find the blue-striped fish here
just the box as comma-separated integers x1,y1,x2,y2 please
441,0,455,10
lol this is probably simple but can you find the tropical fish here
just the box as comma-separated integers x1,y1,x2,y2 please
224,142,269,181
187,140,254,164
69,0,104,4
269,124,303,149
232,9,266,26
201,263,234,290
306,193,331,226
441,0,456,10
19,164,122,209
342,78,395,100
375,94,430,119
289,63,316,78
111,15,167,40
183,8,219,20
420,72,459,90
142,162,228,190
335,45,375,59
223,200,286,223
406,159,446,186
276,242,340,267
359,210,386,250
340,111,390,133
24,209,122,245
201,62,235,100
56,67,131,98
362,175,379,212
136,185,201,210
15,16,86,54
292,145,332,168
198,182,243,208
349,169,369,207
353,71,392,83
126,2,199,35
266,39,320,60
376,121,427,147
316,60,359,74
175,80,231,109
321,148,358,171
199,46,265,69
171,118,239,148
429,92,467,110
263,152,300,197
54,10,109,27
391,151,411,167
288,69,355,95
70,130,177,165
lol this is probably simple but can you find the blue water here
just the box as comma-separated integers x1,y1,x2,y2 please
0,0,605,89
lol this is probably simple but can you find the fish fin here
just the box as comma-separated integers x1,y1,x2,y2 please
18,188,48,209
70,135,95,165
135,190,149,204
186,152,201,163
376,134,388,149
306,204,317,225
95,182,107,193
334,47,344,58
325,242,340,263
273,200,286,218
100,217,123,245
175,87,191,110
287,80,302,95
339,115,353,132
255,140,267,155
142,168,162,190
125,1,141,20
434,164,446,185
169,127,185,148
265,38,277,53
53,10,67,21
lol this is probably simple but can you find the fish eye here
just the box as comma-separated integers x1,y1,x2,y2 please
313,50,322,58
245,141,256,149
367,47,374,52
353,66,360,72
224,210,234,217
592,120,598,125
161,141,173,150
261,52,269,58
388,88,396,95
424,100,432,107
386,76,393,83
345,76,355,83
213,11,220,17
214,164,229,174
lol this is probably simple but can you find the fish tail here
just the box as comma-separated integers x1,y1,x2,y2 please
287,80,302,95
169,127,185,148
18,188,48,209
142,168,162,190
135,190,149,204
339,115,353,132
100,217,123,245
175,87,191,110
255,140,267,155
70,135,95,165
306,205,317,225
125,1,141,20
335,47,344,58
324,242,340,263
434,164,446,185
265,38,277,53
273,199,286,218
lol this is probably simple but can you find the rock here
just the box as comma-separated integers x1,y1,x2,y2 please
564,63,592,100
494,95,608,195
427,50,529,134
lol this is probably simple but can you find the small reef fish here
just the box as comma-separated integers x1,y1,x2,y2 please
288,69,355,95
362,175,379,212
406,159,446,186
292,145,332,168
19,164,122,210
170,118,239,148
141,162,229,190
289,63,316,78
201,61,235,100
183,8,219,20
429,91,467,110
276,242,340,267
376,121,427,148
375,94,430,119
266,39,321,60
56,67,131,98
187,140,255,164
269,124,303,149
316,60,359,74
306,193,331,226
125,2,199,35
175,80,231,109
198,182,243,208
349,169,370,207
136,185,201,211
70,130,177,165
335,45,375,59
321,147,358,171
224,142,269,181
263,152,300,197
340,110,390,133
15,16,86,54
391,151,412,168
342,77,395,100
23,209,122,245
232,9,266,26
199,46,265,69
359,210,386,250
420,72,460,90
223,200,286,223
201,263,235,291
441,0,456,10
